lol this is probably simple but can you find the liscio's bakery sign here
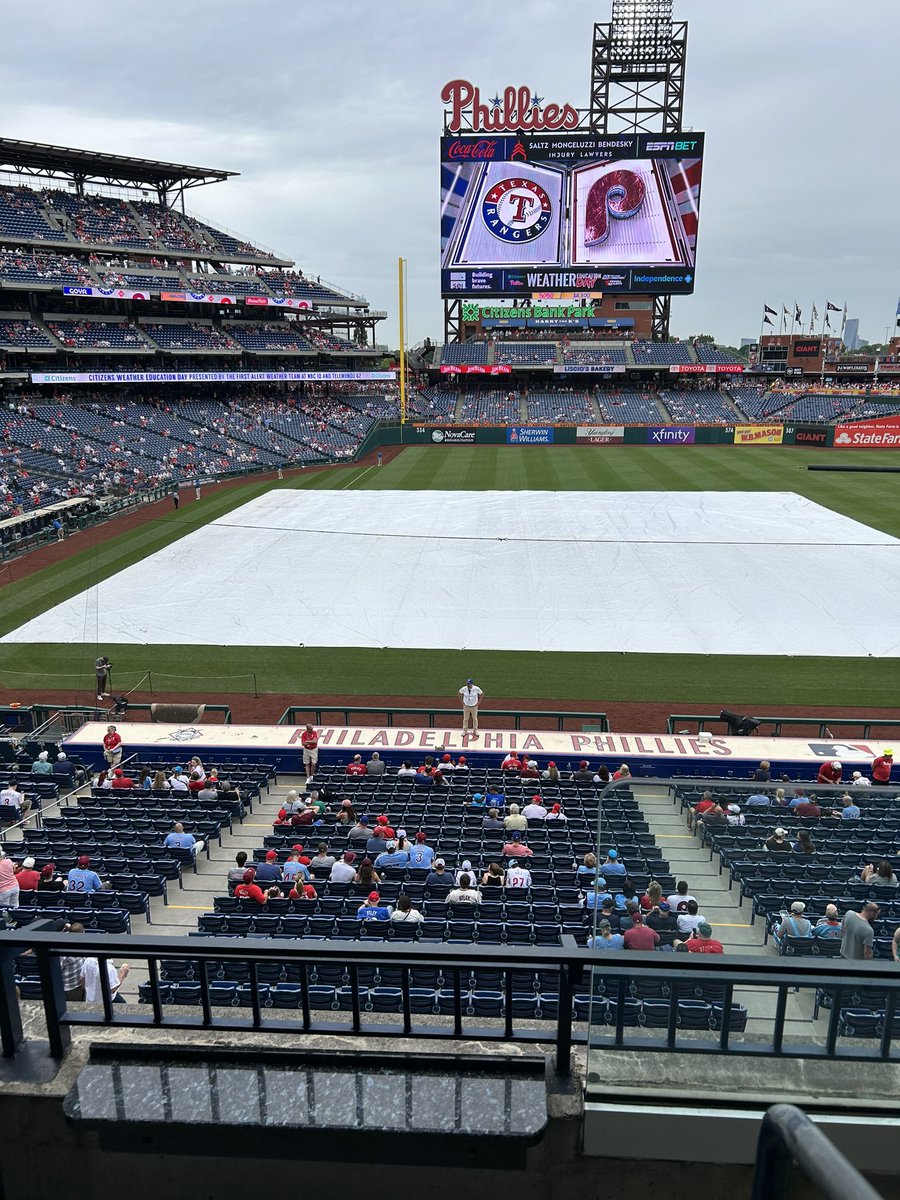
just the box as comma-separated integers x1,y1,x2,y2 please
442,80,580,133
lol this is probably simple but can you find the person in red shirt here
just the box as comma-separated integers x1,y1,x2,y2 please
233,868,281,905
501,752,522,772
288,878,318,900
102,724,122,766
501,837,533,857
300,724,319,781
817,759,842,785
792,798,821,818
685,921,724,954
519,759,540,780
14,856,40,890
623,918,660,951
686,791,716,831
346,755,366,777
374,815,395,838
111,768,133,789
188,771,205,794
872,749,893,785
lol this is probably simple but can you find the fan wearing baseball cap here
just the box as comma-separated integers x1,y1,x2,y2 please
872,748,894,785
66,856,104,894
356,892,392,921
817,759,842,785
685,921,724,954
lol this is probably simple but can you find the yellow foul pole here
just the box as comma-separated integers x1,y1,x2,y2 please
398,256,407,427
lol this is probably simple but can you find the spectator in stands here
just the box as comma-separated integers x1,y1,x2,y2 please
466,792,487,809
851,771,871,787
685,922,724,954
645,900,678,937
589,920,625,951
328,851,357,883
357,891,392,921
0,850,19,922
640,881,663,912
438,754,455,773
595,765,611,786
505,858,533,890
14,857,39,891
234,867,280,905
520,759,540,781
573,760,594,785
776,902,812,942
612,764,631,782
667,882,696,912
892,927,900,963
831,794,861,820
424,858,453,891
504,804,527,832
840,903,880,960
309,844,335,873
163,822,204,859
817,759,842,785
482,807,504,831
111,767,133,790
726,803,746,826
455,756,469,773
52,751,80,787
397,761,416,778
408,832,435,870
619,900,644,933
753,760,771,782
227,851,249,887
686,791,715,830
348,816,370,843
67,855,104,894
772,788,790,809
522,795,547,820
255,850,283,885
872,748,893,786
696,802,728,837
546,803,567,823
793,830,816,856
375,839,410,870
168,767,189,793
859,860,898,888
791,795,822,818
300,724,319,782
814,905,843,940
0,781,30,818
187,757,205,781
197,777,220,802
137,767,152,793
459,678,483,734
542,761,561,783
366,752,386,777
31,750,53,776
288,876,317,901
391,894,423,924
502,836,533,858
102,725,122,767
501,751,522,772
623,915,659,951
676,899,705,939
601,850,627,878
583,877,614,910
365,826,390,857
746,789,770,809
38,863,65,893
355,858,380,889
83,954,130,1005
346,754,367,777
765,827,792,853
282,848,312,882
481,863,505,888
151,769,169,791
447,874,481,905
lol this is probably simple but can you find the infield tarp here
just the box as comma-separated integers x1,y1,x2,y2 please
3,490,900,656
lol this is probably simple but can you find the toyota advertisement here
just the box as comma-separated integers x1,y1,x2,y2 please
441,132,704,297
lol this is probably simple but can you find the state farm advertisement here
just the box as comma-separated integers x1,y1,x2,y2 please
833,416,900,449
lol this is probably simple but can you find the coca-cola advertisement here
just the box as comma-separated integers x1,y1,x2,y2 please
440,131,704,298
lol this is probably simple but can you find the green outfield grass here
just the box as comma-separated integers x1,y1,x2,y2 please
0,445,898,707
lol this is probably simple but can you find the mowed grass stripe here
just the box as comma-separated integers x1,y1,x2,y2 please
1,445,899,705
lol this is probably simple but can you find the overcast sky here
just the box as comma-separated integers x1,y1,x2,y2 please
3,0,897,348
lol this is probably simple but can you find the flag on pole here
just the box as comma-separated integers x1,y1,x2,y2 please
811,304,819,321
763,314,773,325
794,305,802,325
824,313,831,330
764,304,777,316
826,301,840,312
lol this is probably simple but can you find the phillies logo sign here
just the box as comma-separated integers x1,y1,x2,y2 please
442,79,580,133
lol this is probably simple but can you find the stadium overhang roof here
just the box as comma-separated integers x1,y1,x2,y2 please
0,138,236,192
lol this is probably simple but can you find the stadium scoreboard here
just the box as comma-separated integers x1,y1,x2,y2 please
441,131,704,298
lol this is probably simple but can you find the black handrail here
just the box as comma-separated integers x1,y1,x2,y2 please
752,1104,885,1200
667,713,900,739
278,705,610,732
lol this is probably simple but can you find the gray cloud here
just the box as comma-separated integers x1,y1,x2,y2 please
2,0,897,347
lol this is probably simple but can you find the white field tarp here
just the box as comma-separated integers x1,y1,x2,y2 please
3,490,899,656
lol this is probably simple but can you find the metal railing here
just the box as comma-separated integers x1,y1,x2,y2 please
2,930,899,1075
29,702,233,733
752,1105,885,1200
278,705,610,732
667,714,900,739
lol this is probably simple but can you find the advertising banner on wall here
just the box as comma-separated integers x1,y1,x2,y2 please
733,424,785,444
576,425,625,443
244,296,312,309
785,424,828,446
427,428,477,444
160,292,239,305
439,364,513,375
62,286,150,301
833,416,900,448
646,426,696,444
555,364,627,374
669,364,745,375
30,370,395,385
507,426,554,444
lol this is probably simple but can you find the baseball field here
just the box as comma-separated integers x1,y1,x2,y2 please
0,444,897,710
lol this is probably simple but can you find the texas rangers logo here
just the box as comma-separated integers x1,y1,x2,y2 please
482,177,552,243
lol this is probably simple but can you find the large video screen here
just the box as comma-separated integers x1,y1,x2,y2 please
440,132,704,296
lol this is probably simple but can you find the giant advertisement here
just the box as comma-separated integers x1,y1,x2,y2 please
441,132,704,296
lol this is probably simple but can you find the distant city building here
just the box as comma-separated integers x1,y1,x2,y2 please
843,319,860,351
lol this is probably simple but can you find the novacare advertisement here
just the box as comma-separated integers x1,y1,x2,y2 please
833,416,900,448
733,424,784,445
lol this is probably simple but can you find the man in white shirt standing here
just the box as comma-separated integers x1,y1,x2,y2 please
459,678,483,735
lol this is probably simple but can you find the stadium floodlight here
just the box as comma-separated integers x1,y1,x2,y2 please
610,0,674,61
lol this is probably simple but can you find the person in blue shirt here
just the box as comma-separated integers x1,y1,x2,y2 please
255,850,283,884
589,920,625,950
31,752,53,776
407,833,435,870
374,840,410,870
163,823,204,857
67,856,104,894
357,891,392,921
584,880,612,910
746,792,771,808
601,850,627,877
832,795,861,820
